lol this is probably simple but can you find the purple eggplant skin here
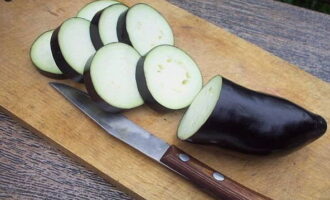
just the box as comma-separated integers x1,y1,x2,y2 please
83,71,122,113
135,57,161,110
116,10,132,45
35,68,66,80
185,78,327,155
135,56,173,112
82,56,122,113
90,10,104,50
90,3,130,50
50,26,83,82
50,20,96,83
29,31,67,80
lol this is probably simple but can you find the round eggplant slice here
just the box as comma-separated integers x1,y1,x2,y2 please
90,3,128,49
51,17,96,82
30,30,65,79
77,0,119,21
118,3,174,55
84,42,143,112
136,45,203,110
178,75,327,155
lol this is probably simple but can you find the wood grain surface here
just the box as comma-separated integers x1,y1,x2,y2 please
170,0,330,82
0,0,329,200
0,112,132,200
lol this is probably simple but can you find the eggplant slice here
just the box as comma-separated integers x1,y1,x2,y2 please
136,45,202,110
90,3,129,49
178,75,327,155
118,3,174,55
77,0,119,21
84,42,143,112
30,30,65,79
51,17,96,82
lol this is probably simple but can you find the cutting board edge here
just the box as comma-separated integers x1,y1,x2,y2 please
0,0,329,199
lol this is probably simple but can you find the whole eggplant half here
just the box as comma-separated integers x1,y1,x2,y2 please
177,75,327,155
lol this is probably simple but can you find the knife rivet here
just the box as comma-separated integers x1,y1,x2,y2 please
178,154,190,162
213,172,225,181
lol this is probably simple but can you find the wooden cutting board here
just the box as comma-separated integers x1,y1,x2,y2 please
0,0,329,199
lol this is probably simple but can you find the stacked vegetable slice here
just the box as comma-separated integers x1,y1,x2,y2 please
51,17,96,82
29,0,327,155
136,45,202,110
84,42,143,112
90,3,129,49
30,30,65,79
77,0,120,21
118,4,174,55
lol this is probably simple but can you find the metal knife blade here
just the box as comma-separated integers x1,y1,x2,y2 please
50,82,271,200
50,82,170,162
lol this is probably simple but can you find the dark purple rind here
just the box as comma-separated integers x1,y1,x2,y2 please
83,70,122,113
117,3,174,51
29,30,67,80
116,10,131,45
50,24,84,82
90,10,104,50
183,77,327,155
36,68,66,80
90,3,129,49
135,57,170,112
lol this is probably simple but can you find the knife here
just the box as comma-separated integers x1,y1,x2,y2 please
50,82,271,200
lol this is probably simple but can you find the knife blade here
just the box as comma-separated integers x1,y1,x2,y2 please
50,82,271,200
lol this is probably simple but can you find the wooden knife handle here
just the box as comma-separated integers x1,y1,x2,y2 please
160,145,272,200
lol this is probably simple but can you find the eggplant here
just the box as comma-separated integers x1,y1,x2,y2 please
51,17,96,82
177,75,327,155
136,45,202,111
90,3,129,50
84,42,143,112
117,3,174,55
76,0,119,21
30,30,66,79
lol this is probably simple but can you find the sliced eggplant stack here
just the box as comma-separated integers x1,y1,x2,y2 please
77,0,119,21
51,17,96,82
30,30,65,79
136,45,202,111
90,3,129,49
178,75,327,155
118,3,174,55
84,42,143,112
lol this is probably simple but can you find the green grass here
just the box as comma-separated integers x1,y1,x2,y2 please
277,0,330,14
